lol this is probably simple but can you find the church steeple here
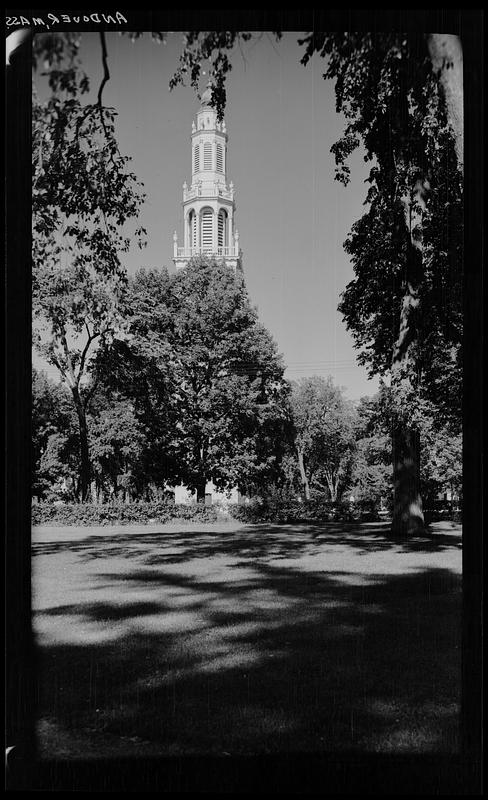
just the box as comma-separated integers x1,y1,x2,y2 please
173,91,242,272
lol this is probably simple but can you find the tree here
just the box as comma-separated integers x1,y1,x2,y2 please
169,31,463,535
98,259,290,502
32,33,146,501
349,389,392,508
163,258,290,500
90,267,178,496
419,415,462,507
349,386,462,512
290,376,357,502
32,368,79,500
88,395,147,502
32,30,463,521
169,32,272,121
299,32,463,534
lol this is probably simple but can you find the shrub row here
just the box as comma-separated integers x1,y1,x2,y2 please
31,500,460,527
31,501,222,526
227,499,384,524
230,503,462,525
32,499,387,526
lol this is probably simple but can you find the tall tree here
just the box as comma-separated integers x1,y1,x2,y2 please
165,258,290,500
299,32,463,534
349,388,393,508
418,412,462,507
169,31,463,534
88,395,147,502
99,260,290,502
32,368,79,500
290,376,357,502
91,267,178,495
32,33,146,500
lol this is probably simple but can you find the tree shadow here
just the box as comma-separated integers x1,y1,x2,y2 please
32,520,462,567
34,553,461,757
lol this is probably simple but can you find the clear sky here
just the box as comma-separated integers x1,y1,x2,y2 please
34,31,379,401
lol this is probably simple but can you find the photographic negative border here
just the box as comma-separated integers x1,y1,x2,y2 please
5,7,483,793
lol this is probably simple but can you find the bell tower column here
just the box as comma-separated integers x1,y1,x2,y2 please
173,86,242,272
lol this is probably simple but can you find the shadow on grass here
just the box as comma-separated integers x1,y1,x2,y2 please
35,556,461,756
32,520,462,564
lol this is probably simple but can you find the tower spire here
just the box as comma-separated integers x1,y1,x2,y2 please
173,95,242,272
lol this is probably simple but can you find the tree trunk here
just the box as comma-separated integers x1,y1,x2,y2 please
391,424,424,535
427,34,463,172
70,385,91,502
389,171,427,535
324,469,335,501
195,478,206,504
297,447,310,501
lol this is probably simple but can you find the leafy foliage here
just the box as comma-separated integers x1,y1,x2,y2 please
89,271,177,499
167,258,290,495
32,32,147,499
91,259,292,499
89,396,148,501
168,30,463,532
419,415,462,504
32,368,79,500
311,33,463,429
228,498,365,525
32,34,146,379
31,500,222,526
290,376,357,501
169,32,281,121
349,388,392,506
31,32,463,522
300,32,462,532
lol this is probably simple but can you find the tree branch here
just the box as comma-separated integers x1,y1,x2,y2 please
76,323,100,383
310,477,328,491
60,333,77,390
95,32,120,171
97,31,111,139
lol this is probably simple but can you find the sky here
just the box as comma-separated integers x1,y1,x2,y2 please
34,31,380,401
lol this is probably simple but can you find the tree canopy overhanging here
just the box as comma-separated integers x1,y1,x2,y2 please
167,30,463,532
32,31,463,524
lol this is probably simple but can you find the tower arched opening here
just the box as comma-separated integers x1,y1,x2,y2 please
187,209,197,251
200,207,214,252
218,209,228,253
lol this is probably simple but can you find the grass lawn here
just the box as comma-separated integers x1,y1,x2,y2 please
32,520,462,758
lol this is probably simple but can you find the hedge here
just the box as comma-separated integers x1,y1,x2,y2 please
227,499,382,524
31,501,222,526
32,499,386,526
32,500,460,528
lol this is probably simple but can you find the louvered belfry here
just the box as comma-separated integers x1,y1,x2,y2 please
173,86,242,272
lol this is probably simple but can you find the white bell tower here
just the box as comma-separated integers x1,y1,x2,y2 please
173,87,242,272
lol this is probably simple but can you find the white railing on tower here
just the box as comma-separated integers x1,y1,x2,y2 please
175,245,239,259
